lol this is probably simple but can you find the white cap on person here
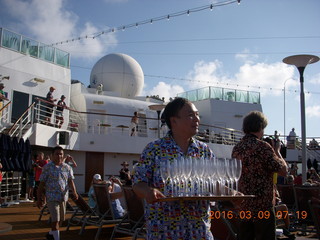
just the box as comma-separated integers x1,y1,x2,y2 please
93,174,102,180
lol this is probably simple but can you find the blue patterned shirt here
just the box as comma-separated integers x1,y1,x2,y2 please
133,132,215,240
40,161,74,202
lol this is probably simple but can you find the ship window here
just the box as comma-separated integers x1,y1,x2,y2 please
11,91,29,122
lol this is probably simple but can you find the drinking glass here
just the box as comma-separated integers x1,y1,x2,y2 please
233,158,242,193
228,158,236,194
195,157,205,196
225,158,232,195
217,158,226,195
160,160,170,196
183,156,192,196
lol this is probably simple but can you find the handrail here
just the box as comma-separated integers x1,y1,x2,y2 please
8,102,35,137
35,97,159,120
34,97,244,144
0,100,12,113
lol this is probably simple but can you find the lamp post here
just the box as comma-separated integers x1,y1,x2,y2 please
148,104,166,138
283,55,319,183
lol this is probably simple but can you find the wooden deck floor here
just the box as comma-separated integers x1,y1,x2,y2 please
0,201,137,240
0,200,318,240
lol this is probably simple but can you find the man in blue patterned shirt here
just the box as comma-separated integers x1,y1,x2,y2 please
133,97,215,240
37,146,78,240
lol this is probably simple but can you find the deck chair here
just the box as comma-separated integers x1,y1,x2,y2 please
38,204,50,221
293,185,320,233
211,201,239,240
66,192,100,234
93,183,123,240
277,184,296,211
309,199,320,240
110,186,145,240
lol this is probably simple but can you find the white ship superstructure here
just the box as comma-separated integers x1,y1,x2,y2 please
1,28,266,195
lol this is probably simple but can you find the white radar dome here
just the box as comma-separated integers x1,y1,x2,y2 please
90,53,144,98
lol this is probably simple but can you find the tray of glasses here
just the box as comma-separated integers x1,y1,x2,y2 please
157,195,255,202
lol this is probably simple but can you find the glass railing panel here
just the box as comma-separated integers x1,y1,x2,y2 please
39,43,55,63
210,87,223,100
235,90,248,103
55,48,70,67
223,89,236,101
21,36,39,57
188,90,198,101
1,29,21,51
248,91,260,104
197,87,210,101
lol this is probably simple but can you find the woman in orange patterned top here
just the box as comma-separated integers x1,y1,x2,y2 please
232,111,288,240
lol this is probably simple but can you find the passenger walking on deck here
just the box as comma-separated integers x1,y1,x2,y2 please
232,111,288,240
34,152,48,201
55,95,67,128
133,97,216,239
37,146,78,240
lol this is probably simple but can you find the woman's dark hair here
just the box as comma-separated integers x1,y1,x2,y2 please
163,97,190,130
242,111,268,134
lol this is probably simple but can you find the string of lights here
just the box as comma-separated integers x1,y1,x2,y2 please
143,74,320,95
49,0,240,47
69,64,319,95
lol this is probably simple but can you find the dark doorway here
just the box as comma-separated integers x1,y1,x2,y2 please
11,90,29,122
85,152,104,192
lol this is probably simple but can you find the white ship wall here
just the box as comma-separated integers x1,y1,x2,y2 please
194,98,262,131
0,48,71,104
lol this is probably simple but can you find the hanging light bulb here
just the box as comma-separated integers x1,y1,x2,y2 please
237,0,241,5
135,23,138,28
187,10,190,16
210,4,213,11
150,19,153,24
167,15,170,20
122,26,125,31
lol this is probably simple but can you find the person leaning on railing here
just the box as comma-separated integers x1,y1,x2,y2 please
45,86,57,125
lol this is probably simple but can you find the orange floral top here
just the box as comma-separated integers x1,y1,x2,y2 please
232,134,286,220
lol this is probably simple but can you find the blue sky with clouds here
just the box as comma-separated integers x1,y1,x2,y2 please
0,0,319,139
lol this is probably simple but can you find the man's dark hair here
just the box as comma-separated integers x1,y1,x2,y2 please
242,111,268,134
163,97,190,130
52,145,64,154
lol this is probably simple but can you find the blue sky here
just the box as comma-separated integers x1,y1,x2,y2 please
0,0,319,139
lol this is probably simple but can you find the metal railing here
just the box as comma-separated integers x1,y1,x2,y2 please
32,98,243,145
8,102,35,138
0,100,12,130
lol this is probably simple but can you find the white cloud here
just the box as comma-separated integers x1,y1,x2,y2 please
186,60,230,90
235,62,296,96
235,49,259,64
3,0,116,60
185,59,298,97
306,105,320,118
310,73,320,84
147,82,184,102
